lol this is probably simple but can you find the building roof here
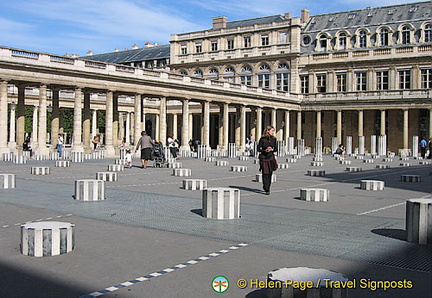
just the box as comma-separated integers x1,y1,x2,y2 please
304,1,431,33
226,15,286,28
83,44,170,64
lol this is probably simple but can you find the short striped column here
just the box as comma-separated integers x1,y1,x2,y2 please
55,160,70,167
168,162,182,168
2,153,13,161
363,159,374,164
400,163,412,167
96,172,118,182
21,221,75,257
71,152,84,163
339,160,351,165
401,175,421,182
108,164,124,172
13,155,26,164
355,155,364,160
360,180,384,191
406,198,432,245
115,159,126,165
50,152,60,160
382,158,393,162
312,156,323,162
173,168,191,177
74,179,105,201
231,165,247,172
310,161,323,167
419,161,431,165
35,155,47,161
335,156,345,161
300,188,329,202
202,188,240,219
255,174,277,182
0,174,15,189
278,163,289,169
253,159,260,164
346,167,362,172
238,156,249,161
204,157,216,162
183,179,207,190
215,160,229,166
31,167,50,175
286,158,297,163
307,170,325,177
376,164,391,169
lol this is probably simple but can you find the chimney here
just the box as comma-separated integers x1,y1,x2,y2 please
213,16,227,29
86,50,93,56
301,9,310,23
132,44,139,50
114,48,118,52
284,12,291,19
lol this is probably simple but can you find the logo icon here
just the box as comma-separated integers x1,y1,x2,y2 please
212,275,229,293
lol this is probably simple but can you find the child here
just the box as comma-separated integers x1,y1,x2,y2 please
124,149,133,168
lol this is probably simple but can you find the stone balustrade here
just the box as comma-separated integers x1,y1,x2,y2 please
21,221,75,257
300,188,329,202
202,187,240,219
183,179,207,190
0,173,15,189
360,180,384,191
74,179,105,201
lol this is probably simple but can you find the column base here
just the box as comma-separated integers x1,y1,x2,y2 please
35,146,50,156
104,145,116,158
71,144,85,153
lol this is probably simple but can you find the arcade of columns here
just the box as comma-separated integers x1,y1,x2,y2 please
2,80,431,157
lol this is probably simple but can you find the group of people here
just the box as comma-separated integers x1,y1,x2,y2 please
419,138,432,159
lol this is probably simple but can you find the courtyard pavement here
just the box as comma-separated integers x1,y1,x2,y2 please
0,152,431,298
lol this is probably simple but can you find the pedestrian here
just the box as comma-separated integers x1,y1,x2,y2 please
92,136,99,151
428,138,432,159
57,134,64,158
135,131,154,169
124,149,133,168
334,144,345,156
419,138,427,158
258,125,278,195
23,136,33,158
167,134,179,159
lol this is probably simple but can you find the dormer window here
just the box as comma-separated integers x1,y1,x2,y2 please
319,35,328,50
339,32,347,49
402,25,411,44
380,28,389,46
358,30,367,48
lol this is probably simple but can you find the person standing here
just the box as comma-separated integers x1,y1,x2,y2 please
167,134,179,159
258,125,278,195
135,131,154,169
428,138,432,159
57,134,64,158
419,138,427,158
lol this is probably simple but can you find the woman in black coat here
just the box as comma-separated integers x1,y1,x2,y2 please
258,125,278,195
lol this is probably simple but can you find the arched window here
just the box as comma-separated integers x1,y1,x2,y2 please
379,28,389,46
339,32,347,49
223,67,235,83
259,64,271,72
179,70,188,76
240,65,252,86
208,68,219,80
258,64,271,89
424,24,431,42
319,34,328,50
401,25,411,44
358,30,367,48
192,69,203,78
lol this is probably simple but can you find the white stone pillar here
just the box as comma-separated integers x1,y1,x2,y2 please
125,112,130,145
155,114,160,141
36,85,49,156
316,110,321,138
271,108,277,129
16,85,26,147
92,109,97,138
181,98,189,149
202,100,210,146
223,103,229,148
133,94,141,145
8,102,16,146
256,107,262,140
358,110,364,137
337,110,342,144
72,87,84,152
296,111,302,139
141,97,146,134
429,108,432,140
51,88,60,146
31,106,38,147
83,91,91,148
403,109,409,149
159,97,167,146
105,90,115,156
240,105,246,151
380,110,386,135
188,113,193,141
172,114,178,139
112,95,119,147
284,110,290,143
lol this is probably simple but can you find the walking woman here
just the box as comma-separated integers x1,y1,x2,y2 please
258,125,278,195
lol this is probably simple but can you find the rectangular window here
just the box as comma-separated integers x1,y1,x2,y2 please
376,71,389,90
181,45,187,55
316,74,326,93
276,73,289,91
244,36,251,48
398,70,411,89
195,43,202,53
261,35,269,46
258,74,270,89
300,75,309,94
336,73,347,92
279,32,288,44
355,72,367,91
211,41,218,51
227,39,234,50
421,69,432,89
241,76,252,86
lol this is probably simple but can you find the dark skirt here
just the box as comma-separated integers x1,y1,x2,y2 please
141,148,152,160
259,155,278,174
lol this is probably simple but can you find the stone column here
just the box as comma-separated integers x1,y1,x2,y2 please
36,85,49,156
296,111,302,139
83,91,91,148
8,102,16,148
125,112,130,145
271,108,277,129
403,109,409,149
31,106,38,147
155,114,160,141
133,94,141,145
119,112,125,143
316,110,322,138
188,113,193,141
240,105,246,151
202,100,210,146
159,97,167,146
92,109,97,138
256,107,262,140
358,110,364,136
284,110,290,143
337,110,342,144
72,87,84,152
172,114,178,139
223,103,229,148
380,110,386,135
181,98,189,149
141,97,146,134
105,90,115,156
51,88,60,145
16,84,26,147
0,81,8,153
429,108,432,139
112,94,119,147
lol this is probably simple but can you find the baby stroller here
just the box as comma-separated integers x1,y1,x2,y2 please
153,141,166,168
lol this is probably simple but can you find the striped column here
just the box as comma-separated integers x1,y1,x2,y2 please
202,188,240,219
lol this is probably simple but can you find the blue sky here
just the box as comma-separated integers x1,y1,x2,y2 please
0,0,423,56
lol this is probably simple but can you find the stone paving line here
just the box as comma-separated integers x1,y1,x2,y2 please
0,154,431,297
